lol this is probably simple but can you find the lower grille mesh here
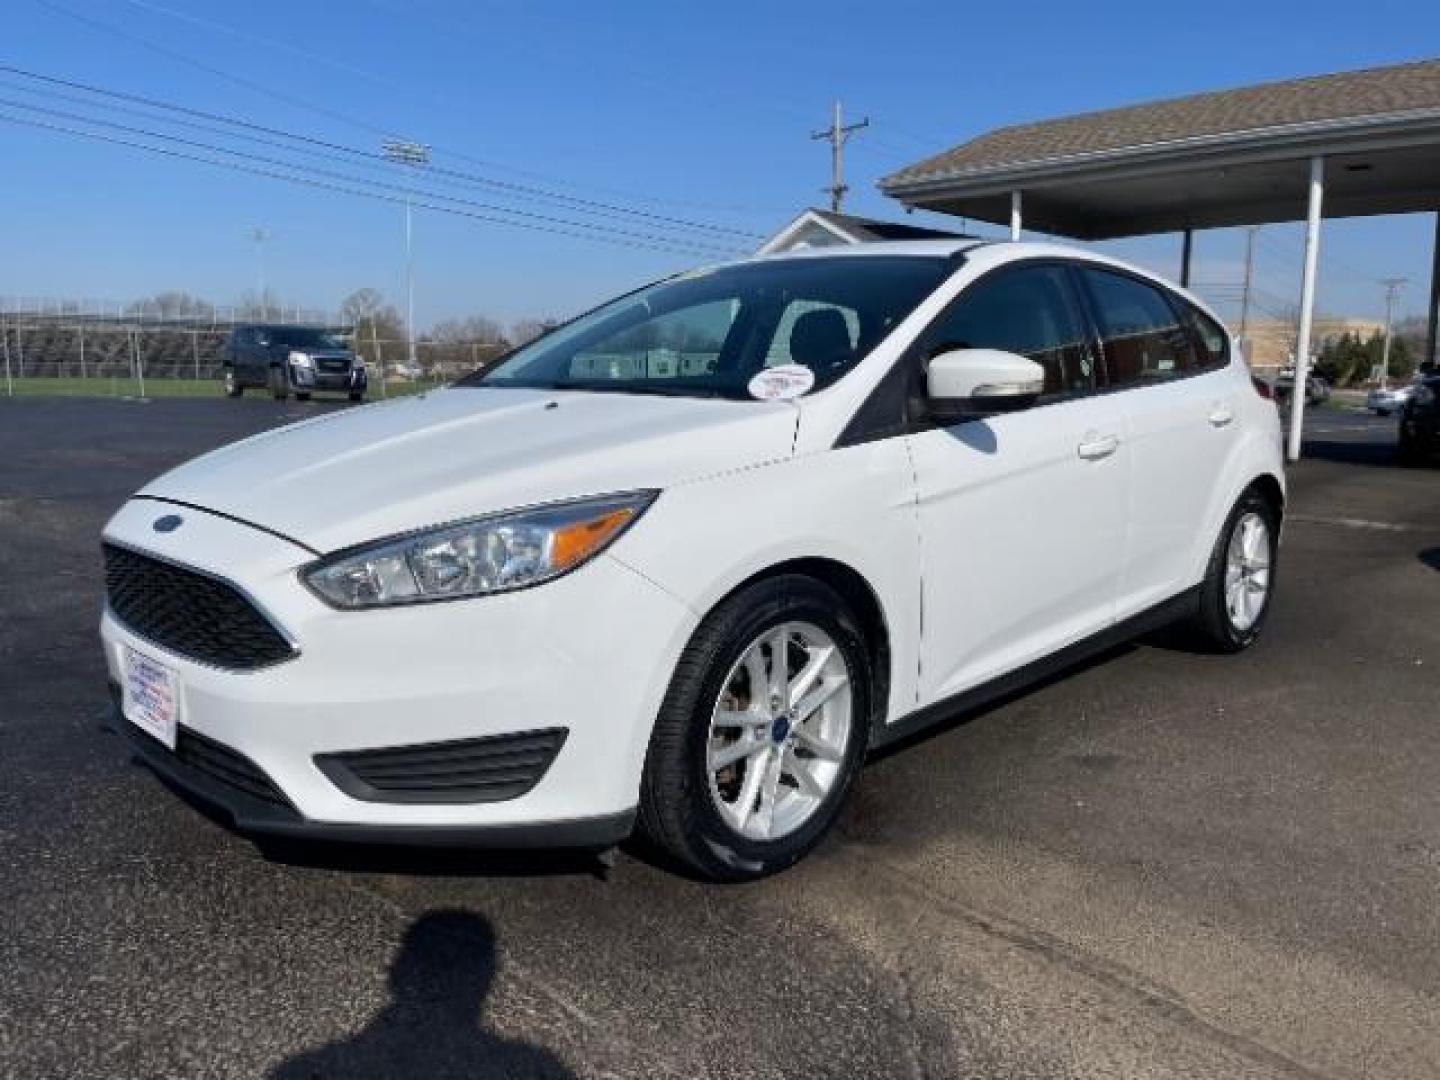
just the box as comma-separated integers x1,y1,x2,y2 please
315,728,567,804
176,728,292,808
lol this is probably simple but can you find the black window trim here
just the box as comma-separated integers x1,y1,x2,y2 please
1069,261,1233,396
836,254,1104,447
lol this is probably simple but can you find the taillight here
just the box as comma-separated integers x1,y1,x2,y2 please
1251,376,1273,400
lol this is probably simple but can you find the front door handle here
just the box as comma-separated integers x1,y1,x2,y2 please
1208,405,1235,427
1077,433,1120,460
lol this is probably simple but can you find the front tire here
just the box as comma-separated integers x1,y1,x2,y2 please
1186,489,1279,653
637,575,871,881
269,366,290,401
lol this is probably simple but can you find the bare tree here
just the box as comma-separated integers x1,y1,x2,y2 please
432,315,504,345
510,317,558,346
127,291,216,322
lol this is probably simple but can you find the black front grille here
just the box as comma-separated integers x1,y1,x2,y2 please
176,728,292,808
104,543,296,670
316,359,350,373
315,728,568,804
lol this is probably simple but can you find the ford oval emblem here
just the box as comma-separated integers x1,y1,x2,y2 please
152,514,183,534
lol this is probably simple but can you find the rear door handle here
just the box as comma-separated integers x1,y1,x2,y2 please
1077,433,1120,460
1208,405,1235,427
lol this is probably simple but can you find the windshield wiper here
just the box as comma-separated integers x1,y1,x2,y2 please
546,381,723,399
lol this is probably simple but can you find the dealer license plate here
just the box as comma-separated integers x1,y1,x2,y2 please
122,646,179,750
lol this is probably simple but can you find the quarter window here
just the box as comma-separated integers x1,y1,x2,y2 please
1185,305,1230,371
1079,268,1196,388
925,265,1095,399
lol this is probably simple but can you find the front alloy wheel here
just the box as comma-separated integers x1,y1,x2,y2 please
639,575,870,881
705,621,852,842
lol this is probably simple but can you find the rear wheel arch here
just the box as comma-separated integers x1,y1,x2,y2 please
1247,473,1285,519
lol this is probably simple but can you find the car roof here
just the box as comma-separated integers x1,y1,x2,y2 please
746,239,1226,327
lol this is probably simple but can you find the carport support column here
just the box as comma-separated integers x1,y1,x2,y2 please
1010,191,1022,241
1286,156,1325,463
1426,210,1440,371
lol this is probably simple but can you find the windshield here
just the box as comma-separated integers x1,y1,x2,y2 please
270,328,348,350
459,256,956,399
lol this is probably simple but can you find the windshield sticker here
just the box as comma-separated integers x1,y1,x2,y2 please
747,364,816,401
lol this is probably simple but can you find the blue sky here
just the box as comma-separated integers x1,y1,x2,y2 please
2,0,1437,331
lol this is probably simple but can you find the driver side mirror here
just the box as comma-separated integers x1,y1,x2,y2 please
926,347,1045,422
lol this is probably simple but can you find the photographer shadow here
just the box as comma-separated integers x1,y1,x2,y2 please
270,910,573,1079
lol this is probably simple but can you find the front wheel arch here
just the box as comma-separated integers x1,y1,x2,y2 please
703,558,890,732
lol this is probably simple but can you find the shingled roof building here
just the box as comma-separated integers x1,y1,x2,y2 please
757,207,968,254
880,58,1440,460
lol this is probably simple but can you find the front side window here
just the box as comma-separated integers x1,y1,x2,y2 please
1079,268,1196,389
462,256,955,399
924,264,1095,399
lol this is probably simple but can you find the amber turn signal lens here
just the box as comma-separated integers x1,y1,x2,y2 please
550,508,637,571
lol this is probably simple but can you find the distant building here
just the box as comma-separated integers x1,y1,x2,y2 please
757,208,970,255
1237,316,1384,372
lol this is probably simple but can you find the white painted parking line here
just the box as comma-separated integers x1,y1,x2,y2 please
1288,514,1425,533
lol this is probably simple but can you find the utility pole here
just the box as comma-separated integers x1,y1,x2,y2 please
811,101,868,213
1238,225,1259,361
381,138,431,374
1378,277,1406,388
250,226,271,319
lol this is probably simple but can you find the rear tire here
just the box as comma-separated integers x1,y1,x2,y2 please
269,366,290,401
1185,489,1279,653
1397,427,1426,466
637,575,871,882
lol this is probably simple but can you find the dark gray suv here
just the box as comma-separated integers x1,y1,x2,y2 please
223,324,367,402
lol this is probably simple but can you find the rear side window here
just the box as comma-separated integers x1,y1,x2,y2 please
1185,305,1230,371
926,265,1095,399
1079,268,1196,389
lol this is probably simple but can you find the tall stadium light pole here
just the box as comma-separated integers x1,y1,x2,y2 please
1378,278,1406,388
250,226,271,319
381,139,430,374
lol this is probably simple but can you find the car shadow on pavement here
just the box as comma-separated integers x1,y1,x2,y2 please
269,910,574,1079
254,837,611,880
1299,437,1399,467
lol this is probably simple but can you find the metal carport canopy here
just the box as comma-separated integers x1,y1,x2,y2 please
879,59,1440,461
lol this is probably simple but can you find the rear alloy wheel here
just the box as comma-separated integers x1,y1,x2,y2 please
638,575,870,881
1187,490,1278,652
223,367,243,398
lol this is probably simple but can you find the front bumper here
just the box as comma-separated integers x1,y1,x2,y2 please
100,497,697,840
291,364,367,392
114,699,634,847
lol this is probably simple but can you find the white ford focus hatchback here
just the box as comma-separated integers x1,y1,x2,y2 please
101,241,1284,880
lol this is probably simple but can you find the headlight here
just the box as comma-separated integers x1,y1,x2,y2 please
288,350,313,368
302,491,656,609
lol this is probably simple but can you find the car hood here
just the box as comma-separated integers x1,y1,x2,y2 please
139,387,799,552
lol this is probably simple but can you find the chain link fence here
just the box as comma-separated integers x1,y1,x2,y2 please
0,312,509,398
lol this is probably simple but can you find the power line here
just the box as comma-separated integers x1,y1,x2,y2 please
0,95,741,256
33,0,778,221
0,110,742,259
0,64,763,242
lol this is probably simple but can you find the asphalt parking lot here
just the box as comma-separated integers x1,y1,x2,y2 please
2,395,1437,1079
